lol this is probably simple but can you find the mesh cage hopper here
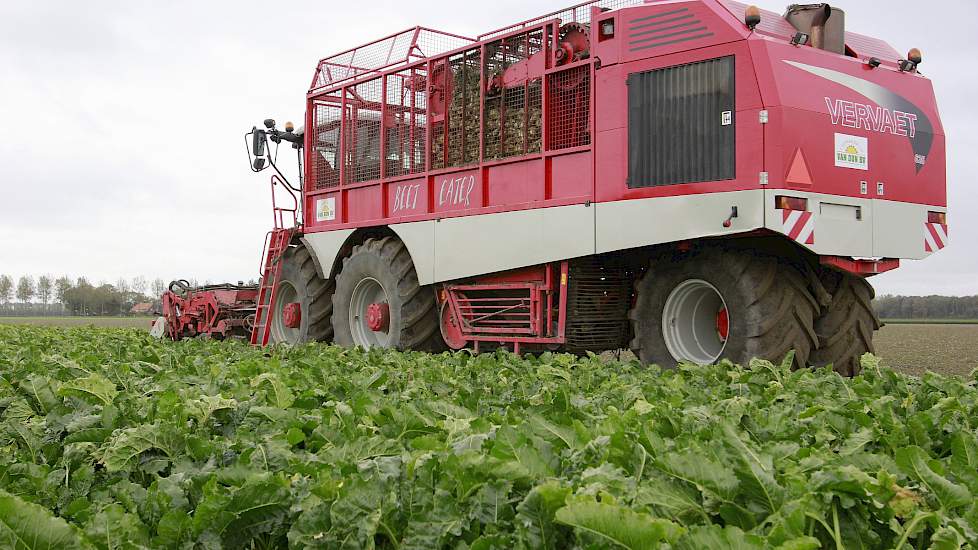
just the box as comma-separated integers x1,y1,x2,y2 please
479,0,645,40
311,28,475,92
311,95,342,190
547,65,591,151
345,78,385,183
385,67,428,178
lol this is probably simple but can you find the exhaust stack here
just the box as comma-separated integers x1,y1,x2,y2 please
784,3,846,54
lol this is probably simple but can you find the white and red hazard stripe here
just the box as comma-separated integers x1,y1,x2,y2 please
782,210,815,245
923,223,948,253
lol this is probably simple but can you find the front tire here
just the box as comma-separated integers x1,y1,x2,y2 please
629,247,819,369
269,245,334,344
332,237,442,350
811,270,881,376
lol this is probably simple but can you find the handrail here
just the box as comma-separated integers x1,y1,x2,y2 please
270,174,299,230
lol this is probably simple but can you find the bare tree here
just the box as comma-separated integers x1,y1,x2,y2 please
55,276,72,304
131,276,148,297
37,275,53,308
0,275,12,308
115,277,131,295
16,276,35,305
152,278,166,297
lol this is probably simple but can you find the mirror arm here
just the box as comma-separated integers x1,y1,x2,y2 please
263,144,303,193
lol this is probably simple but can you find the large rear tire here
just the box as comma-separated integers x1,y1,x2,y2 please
269,245,334,345
332,237,442,351
629,247,819,369
811,270,881,376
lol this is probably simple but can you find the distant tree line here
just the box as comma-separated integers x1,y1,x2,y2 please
0,274,169,316
873,295,978,320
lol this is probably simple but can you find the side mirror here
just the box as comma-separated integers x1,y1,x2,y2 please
252,128,266,158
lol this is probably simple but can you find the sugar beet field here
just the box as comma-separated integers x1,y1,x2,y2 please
4,316,973,378
1,324,978,549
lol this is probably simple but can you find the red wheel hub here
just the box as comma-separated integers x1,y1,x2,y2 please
282,302,302,328
366,303,390,332
716,307,729,342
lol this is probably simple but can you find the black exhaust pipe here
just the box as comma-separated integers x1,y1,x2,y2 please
785,3,846,54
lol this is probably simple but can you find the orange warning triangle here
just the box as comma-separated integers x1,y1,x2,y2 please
785,149,813,187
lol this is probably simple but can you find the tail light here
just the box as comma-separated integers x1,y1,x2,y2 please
775,196,808,211
928,211,947,225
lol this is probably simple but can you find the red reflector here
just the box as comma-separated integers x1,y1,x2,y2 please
928,211,947,225
775,196,808,211
785,149,813,187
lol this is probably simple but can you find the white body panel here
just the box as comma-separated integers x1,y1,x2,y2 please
301,230,355,278
301,191,946,285
430,203,594,284
761,190,946,260
595,190,766,254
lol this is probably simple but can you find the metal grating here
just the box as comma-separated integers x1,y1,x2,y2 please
447,50,482,167
547,65,591,150
430,48,482,169
455,289,536,335
484,29,545,160
627,56,735,188
345,77,384,183
385,68,428,178
563,257,631,352
312,100,342,190
311,27,474,91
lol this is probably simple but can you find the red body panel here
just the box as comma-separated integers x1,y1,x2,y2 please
752,41,945,205
298,0,946,281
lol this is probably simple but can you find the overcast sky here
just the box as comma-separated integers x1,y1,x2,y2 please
1,0,975,295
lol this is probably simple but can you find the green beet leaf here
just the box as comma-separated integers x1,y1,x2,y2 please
896,446,972,511
555,499,684,549
58,374,118,406
0,490,94,550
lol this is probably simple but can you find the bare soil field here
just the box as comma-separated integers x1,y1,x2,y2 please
875,323,978,377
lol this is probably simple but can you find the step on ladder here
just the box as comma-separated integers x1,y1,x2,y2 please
250,227,292,345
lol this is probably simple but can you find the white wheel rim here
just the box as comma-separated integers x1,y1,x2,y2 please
349,277,391,349
661,279,728,364
271,281,300,344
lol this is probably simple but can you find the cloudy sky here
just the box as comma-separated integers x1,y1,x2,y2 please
1,0,975,295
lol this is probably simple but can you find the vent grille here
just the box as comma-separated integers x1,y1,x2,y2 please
627,7,714,52
564,257,631,352
627,56,736,188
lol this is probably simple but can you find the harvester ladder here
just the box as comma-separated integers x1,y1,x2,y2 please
250,228,292,346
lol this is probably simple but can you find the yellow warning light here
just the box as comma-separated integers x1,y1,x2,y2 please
745,5,761,30
285,121,295,132
908,48,922,65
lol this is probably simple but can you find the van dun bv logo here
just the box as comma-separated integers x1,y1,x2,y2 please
834,133,868,171
316,197,336,221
